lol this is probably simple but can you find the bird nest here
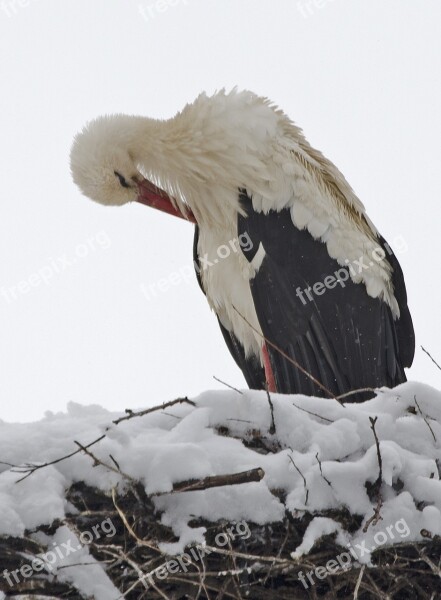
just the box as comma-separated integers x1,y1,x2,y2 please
1,471,440,599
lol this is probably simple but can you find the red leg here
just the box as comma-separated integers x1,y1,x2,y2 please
262,343,277,392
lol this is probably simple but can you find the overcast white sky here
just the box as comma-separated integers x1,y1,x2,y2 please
0,0,440,422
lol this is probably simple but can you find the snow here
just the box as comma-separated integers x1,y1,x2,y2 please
1,380,441,595
31,527,120,600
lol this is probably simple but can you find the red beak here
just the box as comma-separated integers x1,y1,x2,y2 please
135,177,196,224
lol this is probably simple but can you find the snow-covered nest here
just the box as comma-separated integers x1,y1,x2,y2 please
1,381,441,599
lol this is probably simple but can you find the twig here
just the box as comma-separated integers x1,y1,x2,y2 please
419,547,441,577
265,387,276,434
167,576,242,600
12,434,107,482
13,397,196,484
288,453,309,504
336,388,376,401
414,395,437,443
213,375,243,395
315,452,332,487
153,467,265,496
225,532,244,600
421,346,441,372
353,565,365,599
111,488,160,552
363,494,383,533
203,544,292,565
232,306,345,405
113,397,195,425
292,402,333,423
74,441,136,484
363,417,383,531
263,523,291,584
369,417,383,487
109,454,121,470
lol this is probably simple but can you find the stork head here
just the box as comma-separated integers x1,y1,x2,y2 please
70,115,196,222
70,115,142,207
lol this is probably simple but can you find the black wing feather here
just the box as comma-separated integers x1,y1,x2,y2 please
238,191,414,400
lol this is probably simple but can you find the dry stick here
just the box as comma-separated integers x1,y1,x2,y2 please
419,547,441,577
115,560,164,600
363,416,383,532
152,467,265,496
213,375,243,395
336,387,376,401
111,487,160,552
353,565,366,599
263,524,291,585
14,397,196,483
288,453,309,505
292,402,333,423
65,441,262,500
116,552,152,595
365,498,384,533
12,434,107,483
414,395,437,443
232,306,345,406
107,545,170,600
365,571,390,600
113,397,195,425
109,454,121,471
74,441,136,484
225,533,244,600
193,551,209,600
265,387,276,434
168,576,242,600
203,544,291,566
421,346,441,372
315,452,332,487
369,417,383,487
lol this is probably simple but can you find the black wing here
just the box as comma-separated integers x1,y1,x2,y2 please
238,191,415,401
193,225,266,390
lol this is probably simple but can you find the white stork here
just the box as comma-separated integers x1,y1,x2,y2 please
70,89,414,400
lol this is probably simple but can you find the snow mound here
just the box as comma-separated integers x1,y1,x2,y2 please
1,381,441,597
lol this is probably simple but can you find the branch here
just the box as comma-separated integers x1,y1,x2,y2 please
288,453,309,505
153,467,265,496
13,397,195,483
421,346,441,372
363,416,383,531
292,402,333,423
315,452,332,487
336,387,377,401
414,395,437,443
369,417,383,490
213,375,243,394
111,487,160,552
112,397,195,425
353,565,366,599
12,434,107,482
265,387,276,435
73,441,136,484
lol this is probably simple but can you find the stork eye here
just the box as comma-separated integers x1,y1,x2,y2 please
114,171,130,189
